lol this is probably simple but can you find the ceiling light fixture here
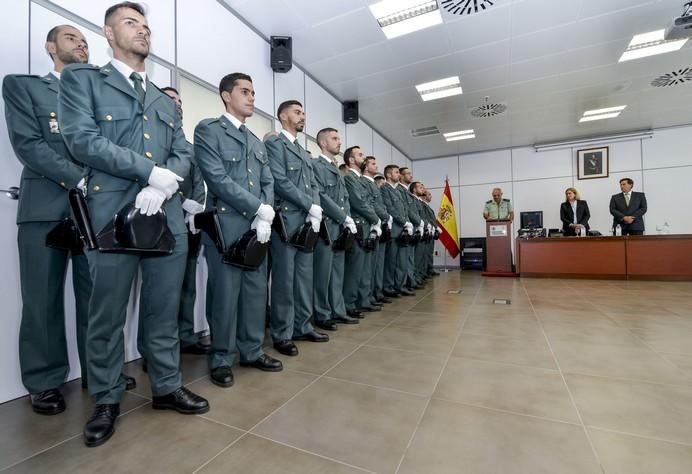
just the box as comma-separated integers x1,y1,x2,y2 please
444,129,475,141
619,29,688,62
415,75,462,101
579,105,626,123
369,0,442,39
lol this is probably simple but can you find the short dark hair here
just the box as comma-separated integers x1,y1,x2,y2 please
218,72,252,99
338,163,348,171
277,100,303,118
399,167,410,174
316,127,338,145
384,164,399,178
361,156,376,172
160,86,179,95
343,146,360,166
408,181,421,193
105,2,145,24
46,25,64,43
619,177,633,185
374,175,385,181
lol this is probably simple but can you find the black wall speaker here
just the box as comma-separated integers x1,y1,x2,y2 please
270,36,292,73
343,101,359,124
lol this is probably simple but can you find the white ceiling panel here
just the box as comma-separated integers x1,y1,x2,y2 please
229,0,692,160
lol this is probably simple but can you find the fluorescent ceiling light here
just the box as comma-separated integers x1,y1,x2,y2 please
579,113,621,123
444,129,475,141
416,75,462,101
619,29,688,62
583,105,627,116
370,0,442,39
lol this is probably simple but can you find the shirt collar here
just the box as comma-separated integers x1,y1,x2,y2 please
50,70,60,80
281,129,296,143
223,112,244,130
363,174,375,182
387,181,397,189
110,58,147,89
349,167,361,177
319,154,335,165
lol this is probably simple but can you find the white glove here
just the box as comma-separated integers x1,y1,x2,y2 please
256,203,275,222
77,177,87,194
344,216,357,234
308,215,320,233
135,186,166,216
308,204,323,221
185,212,200,234
436,225,442,233
148,166,183,199
388,215,393,227
417,221,424,235
427,224,433,234
251,216,271,244
404,221,413,236
182,199,204,215
370,223,382,237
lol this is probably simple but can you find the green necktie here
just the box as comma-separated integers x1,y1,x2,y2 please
625,193,630,206
239,124,248,150
130,72,145,103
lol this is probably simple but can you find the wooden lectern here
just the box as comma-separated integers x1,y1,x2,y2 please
485,219,513,273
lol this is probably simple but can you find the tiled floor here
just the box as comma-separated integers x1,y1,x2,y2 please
2,270,692,473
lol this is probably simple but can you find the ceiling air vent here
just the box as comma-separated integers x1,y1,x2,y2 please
651,67,692,87
470,97,507,118
441,0,495,16
411,126,440,137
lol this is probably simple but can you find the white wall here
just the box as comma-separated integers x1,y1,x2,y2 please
412,125,692,267
0,0,408,403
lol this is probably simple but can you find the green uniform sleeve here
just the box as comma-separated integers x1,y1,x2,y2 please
265,136,313,211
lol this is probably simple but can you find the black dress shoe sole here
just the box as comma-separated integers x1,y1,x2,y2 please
292,336,330,343
84,428,115,448
315,323,338,331
180,345,211,355
333,318,359,325
239,361,284,372
152,401,211,414
32,404,66,416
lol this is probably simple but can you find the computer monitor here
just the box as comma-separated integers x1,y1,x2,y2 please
520,211,543,229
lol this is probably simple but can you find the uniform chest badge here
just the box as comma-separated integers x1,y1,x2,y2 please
48,118,60,134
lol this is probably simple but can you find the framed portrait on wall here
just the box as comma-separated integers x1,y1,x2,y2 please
577,146,609,180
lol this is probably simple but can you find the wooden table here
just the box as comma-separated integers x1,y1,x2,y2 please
516,234,692,280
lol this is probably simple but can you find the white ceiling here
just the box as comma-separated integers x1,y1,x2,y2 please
223,0,692,159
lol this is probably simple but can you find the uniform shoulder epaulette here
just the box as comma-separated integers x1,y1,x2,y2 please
485,199,493,204
7,74,40,79
502,198,510,202
264,133,280,144
198,117,218,127
64,63,100,72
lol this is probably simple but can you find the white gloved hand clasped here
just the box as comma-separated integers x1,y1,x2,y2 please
135,186,166,216
308,204,323,221
251,216,271,244
344,216,357,234
148,166,183,199
256,203,275,222
182,199,204,215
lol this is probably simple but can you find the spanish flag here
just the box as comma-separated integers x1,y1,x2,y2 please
436,179,460,258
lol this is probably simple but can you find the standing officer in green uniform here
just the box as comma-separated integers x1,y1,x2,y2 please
343,146,381,315
483,187,514,221
266,100,328,357
58,2,208,447
194,72,283,387
160,86,209,355
423,190,440,276
362,157,391,305
381,165,413,297
3,25,92,415
410,181,432,283
398,167,423,291
312,128,359,331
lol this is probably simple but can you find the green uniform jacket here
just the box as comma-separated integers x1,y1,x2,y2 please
178,141,206,205
362,176,389,223
3,73,83,224
58,62,190,235
311,155,349,226
381,183,407,228
397,183,422,227
194,115,273,242
344,170,379,236
265,133,320,235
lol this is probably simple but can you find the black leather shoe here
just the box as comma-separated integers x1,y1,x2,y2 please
181,341,211,355
152,386,209,414
409,284,423,290
369,301,384,307
315,319,338,331
124,374,136,391
273,340,299,356
333,314,359,324
377,297,393,304
429,270,440,276
399,289,416,296
84,403,119,447
360,305,382,312
30,389,65,415
347,309,365,319
383,290,400,298
209,366,234,387
240,354,283,372
293,330,329,343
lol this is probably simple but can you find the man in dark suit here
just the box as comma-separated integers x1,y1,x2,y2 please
3,24,92,416
609,177,647,235
266,100,328,357
59,2,208,447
